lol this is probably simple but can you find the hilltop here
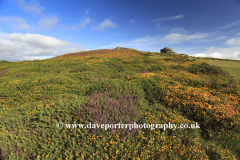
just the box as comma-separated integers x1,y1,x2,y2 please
0,48,240,159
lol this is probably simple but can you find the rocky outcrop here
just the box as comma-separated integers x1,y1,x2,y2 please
114,46,129,50
160,47,178,54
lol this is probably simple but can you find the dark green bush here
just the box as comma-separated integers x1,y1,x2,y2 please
69,64,92,73
105,61,125,72
171,64,186,70
187,62,230,76
0,60,10,64
163,58,178,62
148,64,163,72
141,58,158,64
87,56,101,60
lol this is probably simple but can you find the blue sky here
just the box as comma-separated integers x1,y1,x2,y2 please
1,0,240,62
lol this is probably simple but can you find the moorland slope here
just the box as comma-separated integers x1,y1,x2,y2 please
0,48,240,159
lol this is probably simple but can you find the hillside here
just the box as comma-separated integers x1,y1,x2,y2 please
0,48,240,159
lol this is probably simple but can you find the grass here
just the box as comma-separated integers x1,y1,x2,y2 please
188,56,240,82
0,48,240,159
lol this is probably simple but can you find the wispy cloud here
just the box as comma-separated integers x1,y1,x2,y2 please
225,37,240,46
91,18,117,31
155,23,166,30
206,46,215,51
99,35,162,49
13,0,44,15
78,17,91,28
237,32,240,36
85,9,89,14
129,20,135,23
0,32,88,61
218,19,240,29
127,36,161,45
0,16,30,29
148,14,184,23
38,15,58,30
100,31,210,49
162,33,208,44
171,27,187,33
214,36,226,40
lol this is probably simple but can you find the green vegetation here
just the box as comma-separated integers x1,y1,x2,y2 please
188,56,240,83
0,49,240,159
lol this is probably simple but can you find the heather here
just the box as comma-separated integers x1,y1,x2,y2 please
0,48,240,159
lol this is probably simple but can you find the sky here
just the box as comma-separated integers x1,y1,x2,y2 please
1,0,240,62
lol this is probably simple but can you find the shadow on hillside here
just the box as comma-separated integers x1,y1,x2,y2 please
0,148,3,160
237,149,240,159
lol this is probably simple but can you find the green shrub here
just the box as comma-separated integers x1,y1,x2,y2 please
148,64,163,72
187,62,230,76
87,56,101,60
0,60,10,64
69,64,92,73
142,59,158,64
163,58,178,62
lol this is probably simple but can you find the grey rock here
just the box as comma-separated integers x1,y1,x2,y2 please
160,47,178,54
114,46,128,50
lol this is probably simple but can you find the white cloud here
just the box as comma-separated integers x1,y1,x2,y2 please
0,16,30,29
162,33,208,44
173,14,184,19
0,32,88,62
225,37,240,46
100,31,211,49
237,33,240,36
220,19,240,29
38,15,58,30
214,36,226,40
155,23,166,30
91,19,117,31
171,27,187,33
78,17,91,28
149,14,184,23
99,35,162,49
194,53,208,57
57,16,91,30
193,46,240,60
206,47,214,51
7,33,70,48
129,20,135,23
128,36,161,45
14,0,44,15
